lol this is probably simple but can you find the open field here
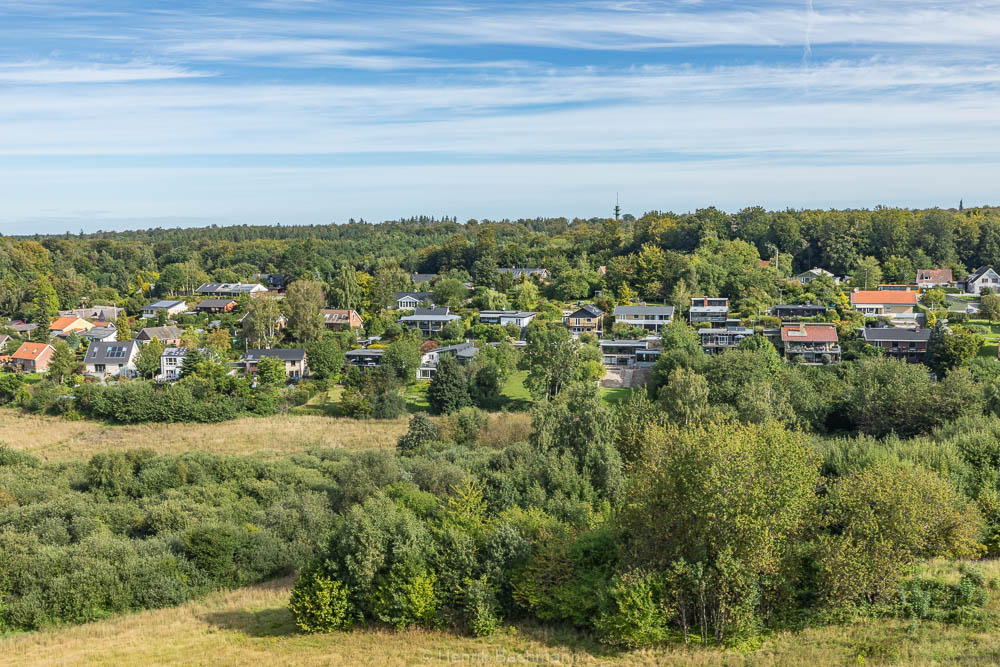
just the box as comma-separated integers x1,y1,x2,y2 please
0,409,409,462
6,563,1000,666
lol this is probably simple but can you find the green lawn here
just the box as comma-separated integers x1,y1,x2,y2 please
404,382,430,412
501,370,531,400
600,386,634,404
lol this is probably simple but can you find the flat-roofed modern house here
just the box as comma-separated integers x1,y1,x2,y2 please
394,292,435,310
613,305,674,333
964,267,1000,295
699,326,754,354
196,283,268,298
399,308,461,336
83,340,140,378
417,341,479,380
689,297,729,327
345,347,384,370
600,339,662,367
322,309,363,331
11,342,54,372
769,304,832,321
860,327,931,363
780,323,841,364
478,310,536,328
136,325,183,346
159,347,192,381
243,348,308,380
142,300,189,318
849,289,918,320
916,268,954,289
564,304,604,336
195,298,237,314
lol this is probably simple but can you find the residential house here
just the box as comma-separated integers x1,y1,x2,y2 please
322,309,363,331
11,342,55,372
795,268,837,284
81,325,118,343
58,305,123,322
613,305,675,333
412,273,438,286
251,274,286,292
498,267,548,281
564,304,604,336
916,268,954,288
83,340,140,378
159,347,194,381
849,289,918,320
769,304,832,321
689,297,729,327
142,300,189,318
698,326,754,354
0,334,10,350
195,298,237,314
860,327,931,363
345,348,384,370
244,348,308,380
478,310,536,329
136,326,184,346
877,284,920,292
400,308,462,336
416,341,478,380
394,292,435,310
964,267,1000,295
600,339,661,367
8,321,36,336
195,282,268,298
780,323,841,365
49,316,94,337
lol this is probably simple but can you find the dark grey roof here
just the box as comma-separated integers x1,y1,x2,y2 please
346,348,384,357
479,310,536,318
614,305,675,317
412,273,437,285
600,339,649,347
861,327,931,342
196,299,237,309
245,348,306,362
401,308,461,322
161,346,191,358
396,291,434,301
9,322,37,333
967,266,999,283
85,340,138,364
568,304,604,318
83,326,117,340
434,341,479,359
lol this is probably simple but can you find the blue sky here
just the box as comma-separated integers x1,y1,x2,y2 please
1,1,999,233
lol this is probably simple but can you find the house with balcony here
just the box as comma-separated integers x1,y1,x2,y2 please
780,323,841,364
698,326,754,354
769,304,833,321
613,305,675,333
689,297,729,327
564,304,604,336
83,340,140,378
345,347,385,370
416,341,479,380
599,339,661,367
849,289,918,321
243,348,308,381
860,327,931,363
478,310,536,329
399,308,462,336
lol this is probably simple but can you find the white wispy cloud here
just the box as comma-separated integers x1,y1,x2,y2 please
0,60,213,84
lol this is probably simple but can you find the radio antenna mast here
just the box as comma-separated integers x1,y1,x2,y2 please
614,193,621,221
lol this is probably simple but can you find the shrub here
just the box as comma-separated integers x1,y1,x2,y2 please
461,576,500,637
595,571,671,648
289,567,354,632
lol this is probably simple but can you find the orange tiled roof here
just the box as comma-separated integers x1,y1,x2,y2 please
49,316,89,331
12,342,51,360
850,290,917,305
781,325,838,343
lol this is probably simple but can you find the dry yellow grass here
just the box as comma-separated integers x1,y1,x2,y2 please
5,573,1000,666
0,409,409,462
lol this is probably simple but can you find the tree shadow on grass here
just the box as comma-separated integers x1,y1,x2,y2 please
203,606,298,638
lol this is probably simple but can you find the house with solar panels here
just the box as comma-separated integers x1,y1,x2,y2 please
83,340,140,379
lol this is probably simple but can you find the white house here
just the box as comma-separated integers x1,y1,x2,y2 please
195,282,268,298
159,347,192,381
142,300,189,318
416,341,478,380
613,305,675,333
478,310,536,328
965,267,1000,295
83,340,140,378
394,292,434,310
794,268,839,285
